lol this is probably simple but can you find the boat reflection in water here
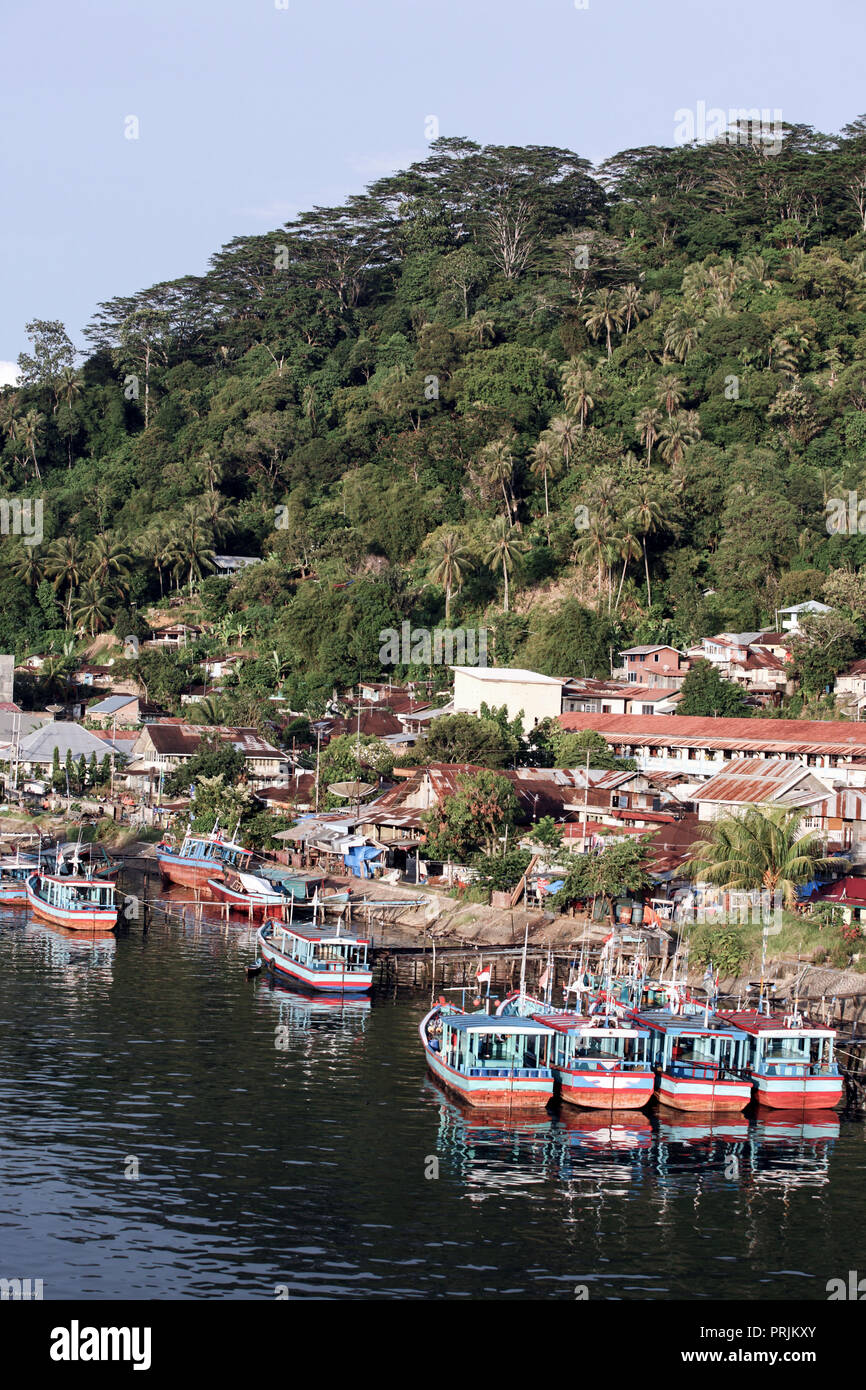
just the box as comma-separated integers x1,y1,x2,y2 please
426,1079,841,1196
22,920,116,990
254,975,371,1073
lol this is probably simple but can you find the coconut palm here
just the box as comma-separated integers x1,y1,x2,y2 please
574,512,619,612
548,413,580,468
614,528,642,611
529,437,562,536
72,579,113,637
469,312,495,346
15,408,44,481
658,410,701,465
8,542,44,590
619,283,645,338
560,358,596,431
655,374,685,419
628,484,678,607
170,503,216,595
45,536,86,625
664,313,704,363
428,531,474,624
686,805,846,911
634,406,662,466
479,437,517,519
89,535,131,597
484,517,525,613
584,288,625,359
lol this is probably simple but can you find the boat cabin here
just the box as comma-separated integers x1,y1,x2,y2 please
266,921,370,975
38,875,116,910
537,1013,650,1072
432,1015,554,1078
636,1007,749,1080
716,1010,838,1081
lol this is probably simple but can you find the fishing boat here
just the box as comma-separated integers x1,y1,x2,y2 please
55,841,118,880
496,990,654,1110
420,1001,555,1108
628,998,753,1111
714,1007,843,1110
207,868,288,918
156,825,252,891
0,853,40,903
257,918,372,993
25,868,118,931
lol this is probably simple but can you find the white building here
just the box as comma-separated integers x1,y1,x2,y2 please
451,666,563,734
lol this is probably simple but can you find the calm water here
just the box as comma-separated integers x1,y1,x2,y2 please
0,901,864,1301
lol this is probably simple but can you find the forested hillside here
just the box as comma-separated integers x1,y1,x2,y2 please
6,121,866,720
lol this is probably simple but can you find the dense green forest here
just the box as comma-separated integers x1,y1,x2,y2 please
7,120,866,721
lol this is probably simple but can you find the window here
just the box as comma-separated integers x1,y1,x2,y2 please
653,654,659,663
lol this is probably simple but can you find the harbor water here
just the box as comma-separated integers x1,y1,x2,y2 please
0,902,864,1301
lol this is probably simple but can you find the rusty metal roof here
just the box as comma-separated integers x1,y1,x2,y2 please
558,712,866,757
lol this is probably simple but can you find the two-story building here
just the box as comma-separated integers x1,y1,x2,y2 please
617,646,689,689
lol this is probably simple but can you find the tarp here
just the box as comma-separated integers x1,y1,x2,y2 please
343,844,384,879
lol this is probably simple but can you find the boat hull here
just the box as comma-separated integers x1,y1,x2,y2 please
657,1072,752,1111
0,883,29,904
259,928,372,993
158,853,223,891
557,1067,655,1110
25,881,117,932
207,877,280,918
424,1043,554,1108
750,1073,844,1110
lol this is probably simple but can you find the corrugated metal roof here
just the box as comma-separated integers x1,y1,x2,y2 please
558,712,866,756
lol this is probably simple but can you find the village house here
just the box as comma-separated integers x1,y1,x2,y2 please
834,659,866,718
616,646,690,689
86,694,142,728
561,678,681,715
777,600,832,633
127,723,288,789
557,712,866,787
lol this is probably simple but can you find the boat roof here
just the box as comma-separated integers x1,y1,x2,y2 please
634,1008,747,1038
442,1014,554,1035
716,1008,835,1037
266,922,369,947
534,1012,649,1039
38,873,114,887
0,854,38,867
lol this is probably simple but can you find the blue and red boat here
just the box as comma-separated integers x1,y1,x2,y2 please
420,1002,555,1109
25,868,118,932
714,1007,843,1110
627,998,753,1111
257,918,372,993
156,826,252,891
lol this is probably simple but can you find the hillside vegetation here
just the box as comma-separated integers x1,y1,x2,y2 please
7,122,866,720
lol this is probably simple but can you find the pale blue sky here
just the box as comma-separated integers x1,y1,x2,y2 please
1,0,863,379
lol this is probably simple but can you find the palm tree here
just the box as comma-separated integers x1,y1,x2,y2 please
628,484,678,607
656,374,684,419
658,410,701,465
484,517,525,613
89,535,131,597
9,542,44,590
560,358,596,431
548,414,580,469
634,406,662,466
584,288,625,358
428,531,474,624
619,283,645,338
72,579,113,636
574,512,619,612
19,408,44,481
480,437,517,519
529,437,562,536
614,528,642,611
45,537,86,625
664,313,704,363
686,805,845,911
469,312,495,346
170,503,216,595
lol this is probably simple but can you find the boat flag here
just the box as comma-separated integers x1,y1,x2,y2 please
539,964,550,992
476,964,492,984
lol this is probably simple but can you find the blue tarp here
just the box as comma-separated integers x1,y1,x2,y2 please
343,845,383,879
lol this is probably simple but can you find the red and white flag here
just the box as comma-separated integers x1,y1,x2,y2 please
539,966,550,992
476,964,492,985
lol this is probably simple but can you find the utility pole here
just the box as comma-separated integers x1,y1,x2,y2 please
314,728,322,812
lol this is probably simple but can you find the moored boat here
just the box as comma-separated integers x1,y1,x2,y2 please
257,918,372,993
25,869,118,931
629,1000,752,1111
156,827,252,891
0,853,40,904
207,868,287,918
496,988,655,1110
714,1007,843,1110
420,1001,555,1108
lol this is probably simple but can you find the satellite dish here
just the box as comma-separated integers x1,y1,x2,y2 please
328,780,376,800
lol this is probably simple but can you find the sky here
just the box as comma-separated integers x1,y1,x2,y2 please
1,0,864,382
